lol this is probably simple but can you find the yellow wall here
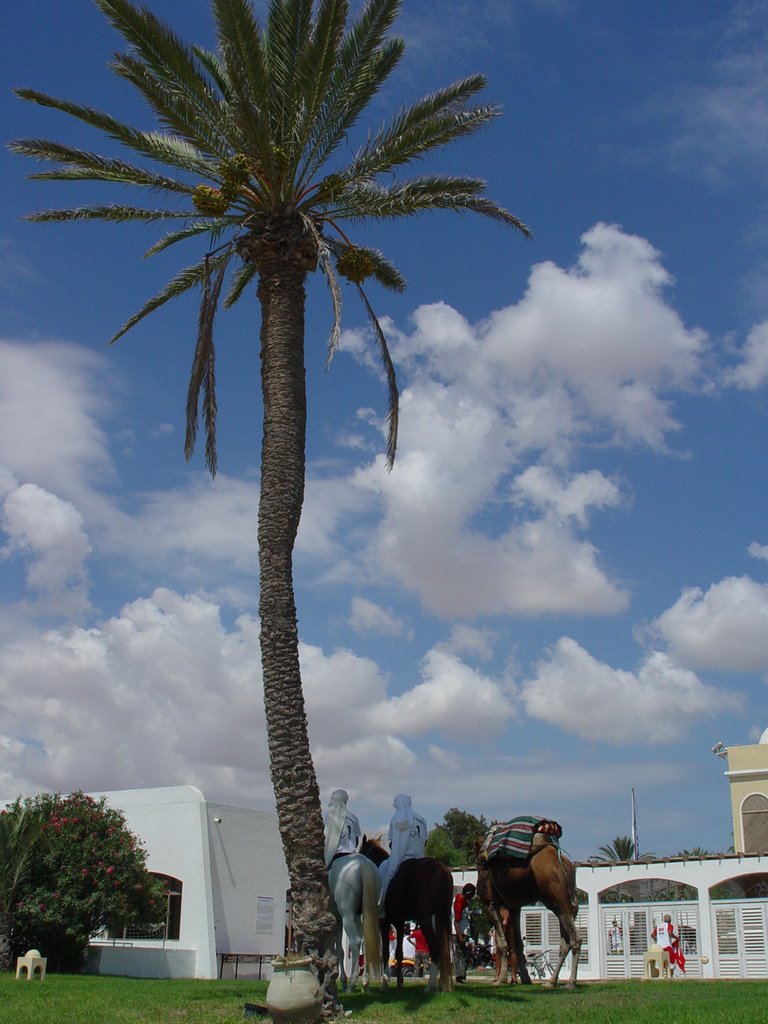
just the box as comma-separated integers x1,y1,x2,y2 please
726,743,768,853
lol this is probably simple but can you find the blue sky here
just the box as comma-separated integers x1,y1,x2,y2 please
1,0,767,861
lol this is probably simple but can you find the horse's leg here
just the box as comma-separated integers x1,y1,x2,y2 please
341,909,362,992
437,899,454,993
333,919,348,992
379,918,390,989
360,863,382,987
420,913,441,992
394,922,405,989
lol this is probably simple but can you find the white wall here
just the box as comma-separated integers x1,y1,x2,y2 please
88,785,288,979
207,801,289,966
93,785,219,978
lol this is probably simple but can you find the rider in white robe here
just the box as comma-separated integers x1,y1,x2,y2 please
378,794,428,911
323,789,361,868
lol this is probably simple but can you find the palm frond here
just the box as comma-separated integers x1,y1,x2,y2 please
95,0,223,123
108,252,230,344
224,260,259,307
332,174,487,216
144,220,228,257
109,55,233,158
295,0,348,152
344,103,501,181
186,250,232,476
13,90,219,175
192,46,235,102
26,204,193,224
266,0,313,150
356,284,398,469
298,0,403,183
9,137,193,193
302,38,403,186
454,196,532,234
331,175,531,236
304,217,342,366
212,0,272,159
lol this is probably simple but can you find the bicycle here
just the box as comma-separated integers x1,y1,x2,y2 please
524,947,554,980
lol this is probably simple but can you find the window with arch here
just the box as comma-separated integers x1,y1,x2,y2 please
742,793,768,854
107,873,183,941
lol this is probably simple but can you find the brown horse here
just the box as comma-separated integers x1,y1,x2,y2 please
360,835,454,992
475,839,582,989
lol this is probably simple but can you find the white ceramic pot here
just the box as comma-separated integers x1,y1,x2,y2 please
266,956,323,1024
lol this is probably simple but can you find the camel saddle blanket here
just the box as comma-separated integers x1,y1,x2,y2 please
480,816,562,862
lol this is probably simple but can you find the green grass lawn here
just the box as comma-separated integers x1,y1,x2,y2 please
1,974,766,1024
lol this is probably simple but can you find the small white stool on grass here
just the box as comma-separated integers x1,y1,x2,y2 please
16,949,47,981
643,944,670,979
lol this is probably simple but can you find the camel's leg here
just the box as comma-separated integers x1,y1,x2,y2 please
545,914,581,989
509,909,532,985
485,902,510,986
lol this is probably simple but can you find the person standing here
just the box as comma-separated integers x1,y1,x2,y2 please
453,882,476,983
378,794,428,910
323,789,361,867
411,925,430,977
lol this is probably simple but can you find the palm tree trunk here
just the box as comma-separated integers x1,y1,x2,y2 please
255,217,335,954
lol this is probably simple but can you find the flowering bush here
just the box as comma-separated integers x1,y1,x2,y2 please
7,791,167,971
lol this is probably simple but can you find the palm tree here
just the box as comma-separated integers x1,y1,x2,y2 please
10,0,528,953
596,836,636,862
0,804,41,971
596,835,656,863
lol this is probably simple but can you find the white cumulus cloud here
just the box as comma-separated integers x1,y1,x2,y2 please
647,576,768,672
521,636,736,744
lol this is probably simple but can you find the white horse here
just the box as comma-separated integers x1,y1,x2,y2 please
328,853,383,990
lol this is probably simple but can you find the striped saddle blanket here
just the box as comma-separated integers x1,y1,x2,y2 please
480,816,562,861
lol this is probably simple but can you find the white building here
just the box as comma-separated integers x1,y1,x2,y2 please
454,851,768,979
452,732,768,980
85,785,289,980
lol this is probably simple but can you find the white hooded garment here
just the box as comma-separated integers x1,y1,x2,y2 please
324,789,349,868
378,794,428,908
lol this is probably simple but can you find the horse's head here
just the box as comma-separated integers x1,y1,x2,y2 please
360,834,388,865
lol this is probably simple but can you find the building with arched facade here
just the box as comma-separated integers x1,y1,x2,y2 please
726,728,768,855
452,732,768,979
453,852,768,980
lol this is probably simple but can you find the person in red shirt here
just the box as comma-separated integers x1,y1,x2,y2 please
410,926,430,977
651,914,686,975
453,883,476,983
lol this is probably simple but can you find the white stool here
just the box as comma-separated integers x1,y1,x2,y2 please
16,949,47,981
643,944,670,979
